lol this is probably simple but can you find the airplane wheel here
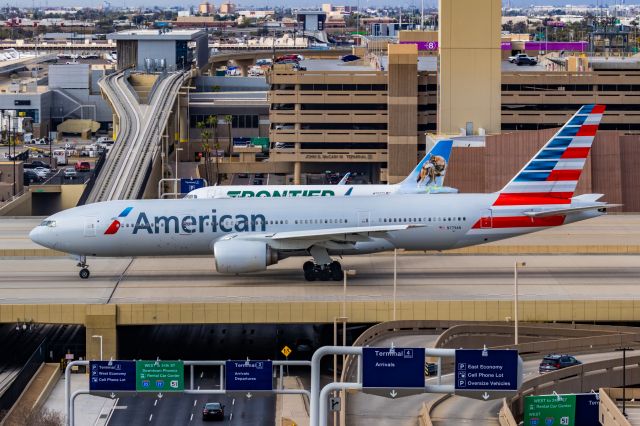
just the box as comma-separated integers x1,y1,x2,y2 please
79,268,90,279
303,261,315,273
304,270,316,281
319,268,331,281
330,261,344,281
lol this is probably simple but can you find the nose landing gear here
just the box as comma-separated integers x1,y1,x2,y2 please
77,256,90,279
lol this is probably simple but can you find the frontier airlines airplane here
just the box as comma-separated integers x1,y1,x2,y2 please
30,105,616,281
186,139,456,199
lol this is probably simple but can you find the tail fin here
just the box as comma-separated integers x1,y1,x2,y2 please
496,105,605,206
399,139,453,190
337,172,351,185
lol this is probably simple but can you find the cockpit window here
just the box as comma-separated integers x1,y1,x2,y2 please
40,220,57,227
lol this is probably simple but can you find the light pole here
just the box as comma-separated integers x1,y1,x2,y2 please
393,249,398,321
514,261,526,345
616,347,634,417
175,147,183,198
91,335,103,361
12,114,17,196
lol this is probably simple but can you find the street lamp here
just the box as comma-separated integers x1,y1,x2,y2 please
616,347,634,417
175,147,183,198
514,261,526,345
92,335,103,361
393,249,398,321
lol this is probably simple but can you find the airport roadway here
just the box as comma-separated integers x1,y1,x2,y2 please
107,366,275,426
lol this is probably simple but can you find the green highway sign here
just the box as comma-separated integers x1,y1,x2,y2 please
524,394,576,426
135,361,184,392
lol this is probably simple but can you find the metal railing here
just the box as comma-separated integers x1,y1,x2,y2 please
0,340,46,421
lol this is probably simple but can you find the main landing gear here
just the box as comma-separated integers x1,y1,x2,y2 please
77,256,90,279
303,246,344,282
303,261,344,282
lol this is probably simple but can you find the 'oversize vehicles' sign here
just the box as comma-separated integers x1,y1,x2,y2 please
225,360,273,392
455,349,521,400
362,347,426,398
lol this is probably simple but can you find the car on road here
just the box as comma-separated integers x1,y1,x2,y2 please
538,354,581,373
515,55,538,66
63,167,77,178
202,402,225,421
74,161,91,172
425,362,438,376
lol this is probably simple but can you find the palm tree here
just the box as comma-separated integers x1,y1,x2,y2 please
205,115,220,184
196,121,212,184
224,114,233,153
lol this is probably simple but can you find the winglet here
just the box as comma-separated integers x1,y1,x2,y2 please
399,139,453,190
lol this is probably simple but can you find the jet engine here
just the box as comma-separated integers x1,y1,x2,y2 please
213,239,278,273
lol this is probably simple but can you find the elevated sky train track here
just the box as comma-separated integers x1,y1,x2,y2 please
87,70,189,203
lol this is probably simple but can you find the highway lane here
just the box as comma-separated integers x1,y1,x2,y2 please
0,254,639,304
108,366,275,426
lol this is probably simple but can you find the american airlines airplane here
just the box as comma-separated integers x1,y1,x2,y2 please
186,139,455,199
30,105,616,282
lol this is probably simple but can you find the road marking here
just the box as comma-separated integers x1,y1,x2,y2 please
154,399,158,406
229,413,233,421
232,398,235,406
193,399,197,407
197,385,200,390
190,413,193,422
200,371,204,378
149,414,153,422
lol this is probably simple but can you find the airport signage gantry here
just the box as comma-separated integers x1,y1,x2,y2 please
311,346,523,426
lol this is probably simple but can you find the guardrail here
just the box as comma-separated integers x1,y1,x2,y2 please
0,340,46,422
599,388,636,426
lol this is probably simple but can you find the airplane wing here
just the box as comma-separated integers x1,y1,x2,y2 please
523,204,622,218
225,224,425,249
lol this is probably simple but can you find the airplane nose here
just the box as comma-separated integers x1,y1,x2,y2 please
29,227,43,245
29,224,54,249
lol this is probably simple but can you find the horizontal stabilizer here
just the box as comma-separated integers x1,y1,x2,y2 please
523,204,622,218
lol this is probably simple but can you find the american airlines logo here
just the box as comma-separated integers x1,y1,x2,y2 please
104,207,133,235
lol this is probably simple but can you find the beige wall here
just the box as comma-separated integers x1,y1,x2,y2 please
60,185,85,210
438,0,501,134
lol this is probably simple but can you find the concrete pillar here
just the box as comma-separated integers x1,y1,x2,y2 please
387,43,418,184
179,105,188,144
85,305,117,361
294,161,301,185
236,59,253,77
438,0,501,134
112,114,119,141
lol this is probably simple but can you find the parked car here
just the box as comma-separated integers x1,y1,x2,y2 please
340,54,361,62
202,402,225,421
23,169,41,185
515,56,538,66
63,167,77,178
425,362,438,377
74,161,91,172
538,354,581,373
33,167,50,179
24,161,51,169
508,53,528,63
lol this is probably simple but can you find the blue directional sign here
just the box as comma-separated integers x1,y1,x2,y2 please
180,178,206,194
575,393,600,426
90,361,136,393
455,349,519,392
362,347,425,390
225,360,273,392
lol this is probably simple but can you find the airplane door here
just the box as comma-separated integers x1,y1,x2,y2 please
479,209,493,229
357,211,371,227
83,217,97,237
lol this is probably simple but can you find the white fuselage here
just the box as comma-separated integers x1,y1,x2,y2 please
29,193,602,258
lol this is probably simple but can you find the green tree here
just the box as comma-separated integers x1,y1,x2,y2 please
196,121,212,183
224,114,233,154
205,115,220,184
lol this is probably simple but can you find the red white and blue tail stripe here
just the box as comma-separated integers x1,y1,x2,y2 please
496,104,605,207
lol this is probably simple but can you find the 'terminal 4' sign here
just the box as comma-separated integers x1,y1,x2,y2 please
362,347,426,398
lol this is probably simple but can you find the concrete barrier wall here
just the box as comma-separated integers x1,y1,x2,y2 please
599,388,633,426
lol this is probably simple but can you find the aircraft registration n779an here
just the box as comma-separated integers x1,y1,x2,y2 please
30,105,617,281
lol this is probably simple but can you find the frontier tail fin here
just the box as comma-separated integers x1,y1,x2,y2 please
399,139,453,191
495,105,605,206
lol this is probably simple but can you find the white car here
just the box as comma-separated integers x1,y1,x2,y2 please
33,167,50,178
64,168,77,178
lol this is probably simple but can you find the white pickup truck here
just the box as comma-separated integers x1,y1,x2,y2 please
508,53,538,65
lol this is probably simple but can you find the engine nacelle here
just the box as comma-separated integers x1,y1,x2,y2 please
213,239,278,273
